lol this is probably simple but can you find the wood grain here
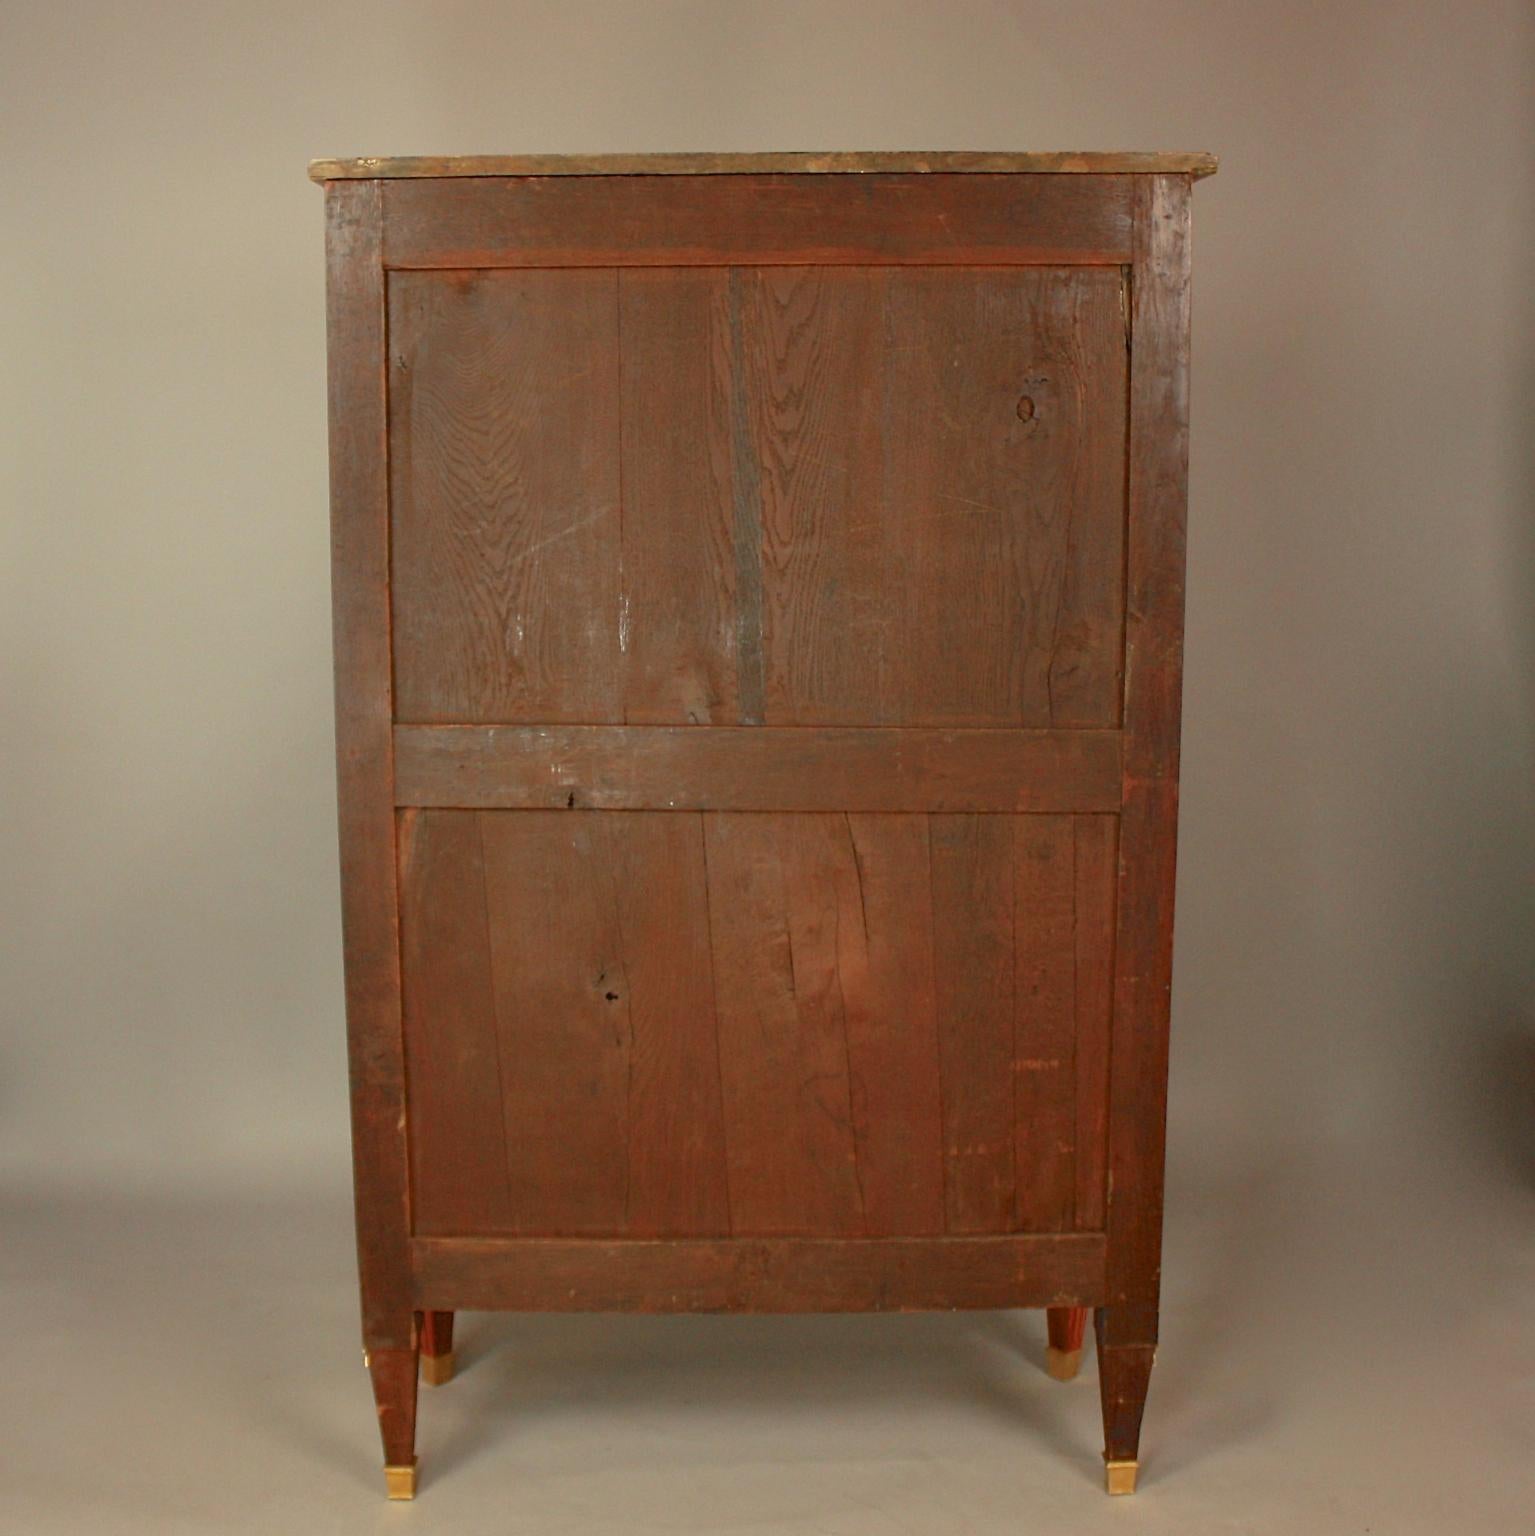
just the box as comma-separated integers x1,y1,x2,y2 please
381,174,1134,269
741,268,892,723
605,813,731,1236
388,268,621,724
392,725,1123,812
324,179,413,1351
1011,816,1077,1231
477,811,633,1234
388,262,1124,734
311,150,1218,181
929,815,1017,1232
412,1233,1108,1312
1072,815,1117,1230
617,268,740,724
884,268,1126,726
1101,174,1193,1344
703,815,864,1235
397,809,513,1234
838,816,947,1235
319,159,1213,1489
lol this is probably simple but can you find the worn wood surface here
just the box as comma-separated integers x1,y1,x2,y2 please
388,269,621,723
397,808,512,1232
388,264,1126,728
323,160,1206,1488
1100,176,1191,1358
310,150,1218,181
325,180,413,1358
412,1233,1107,1312
381,175,1133,269
392,725,1122,812
397,809,1118,1240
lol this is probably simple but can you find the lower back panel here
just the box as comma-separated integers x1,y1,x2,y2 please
399,808,1116,1240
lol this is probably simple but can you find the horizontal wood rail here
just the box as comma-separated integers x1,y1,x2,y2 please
381,173,1133,269
411,1234,1107,1313
393,725,1123,813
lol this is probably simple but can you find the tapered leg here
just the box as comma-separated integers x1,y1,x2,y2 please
368,1340,420,1499
1045,1306,1087,1381
1094,1308,1155,1495
420,1309,456,1386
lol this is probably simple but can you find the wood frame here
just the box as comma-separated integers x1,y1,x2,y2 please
320,155,1207,1499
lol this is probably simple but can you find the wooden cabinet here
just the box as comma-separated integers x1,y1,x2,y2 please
313,150,1216,1500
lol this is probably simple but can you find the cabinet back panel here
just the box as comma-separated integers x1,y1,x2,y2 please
389,265,1126,728
399,808,1116,1240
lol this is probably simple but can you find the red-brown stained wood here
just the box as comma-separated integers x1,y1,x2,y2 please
837,816,946,1235
397,809,513,1235
412,1233,1107,1313
319,160,1211,1489
884,269,1126,727
388,269,621,724
381,174,1134,269
1011,815,1077,1232
1069,823,1118,1228
740,268,891,724
401,809,729,1237
703,815,864,1235
617,268,739,724
929,815,1016,1232
605,813,731,1236
420,1310,454,1361
387,261,1124,736
392,724,1123,813
1072,815,1118,1230
1102,174,1193,1344
325,179,413,1352
1047,1304,1088,1355
367,1346,419,1469
477,812,631,1234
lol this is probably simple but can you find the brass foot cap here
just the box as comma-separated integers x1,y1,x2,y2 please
1105,1459,1138,1496
384,1462,418,1500
422,1348,456,1386
1045,1345,1082,1382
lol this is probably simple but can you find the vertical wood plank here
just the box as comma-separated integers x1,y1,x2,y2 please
884,269,1126,727
325,178,412,1348
389,268,622,724
609,813,731,1235
929,815,1016,1232
1072,814,1118,1230
743,269,893,725
1012,815,1077,1232
1043,270,1131,726
397,810,514,1235
703,815,863,1234
618,269,740,724
1103,173,1193,1345
840,815,946,1235
478,812,630,1234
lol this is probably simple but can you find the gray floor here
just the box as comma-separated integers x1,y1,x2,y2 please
5,1138,1532,1535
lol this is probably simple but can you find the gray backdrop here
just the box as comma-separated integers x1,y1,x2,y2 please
4,3,1532,1531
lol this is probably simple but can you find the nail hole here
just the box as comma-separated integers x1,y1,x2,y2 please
604,991,619,1002
566,791,576,808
